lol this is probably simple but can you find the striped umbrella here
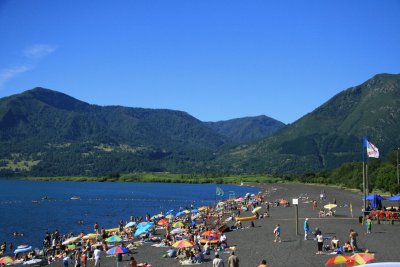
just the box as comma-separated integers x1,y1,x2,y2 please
325,255,352,265
106,246,129,255
348,253,375,266
0,256,15,264
172,240,194,248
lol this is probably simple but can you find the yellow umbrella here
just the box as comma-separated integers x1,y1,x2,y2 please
82,233,99,240
252,207,262,214
105,227,120,233
198,206,207,211
182,210,190,214
172,240,194,248
349,253,375,266
166,214,175,220
172,222,184,228
324,203,337,210
62,236,80,245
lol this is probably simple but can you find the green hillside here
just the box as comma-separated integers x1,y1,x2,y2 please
0,88,227,176
214,73,400,173
205,115,285,144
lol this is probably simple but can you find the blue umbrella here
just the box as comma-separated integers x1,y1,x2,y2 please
166,209,174,215
176,211,185,217
134,222,154,236
191,209,199,213
106,246,129,254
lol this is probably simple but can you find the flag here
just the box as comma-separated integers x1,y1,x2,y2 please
216,186,224,196
363,136,379,158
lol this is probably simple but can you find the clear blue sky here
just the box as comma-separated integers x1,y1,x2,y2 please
0,1,399,123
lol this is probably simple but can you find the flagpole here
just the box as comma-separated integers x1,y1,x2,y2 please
363,136,366,214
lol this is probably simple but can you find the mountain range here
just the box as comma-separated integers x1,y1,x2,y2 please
0,73,399,176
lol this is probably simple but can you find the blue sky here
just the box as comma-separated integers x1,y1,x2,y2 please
0,1,399,123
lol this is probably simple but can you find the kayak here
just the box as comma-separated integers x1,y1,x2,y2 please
235,215,256,221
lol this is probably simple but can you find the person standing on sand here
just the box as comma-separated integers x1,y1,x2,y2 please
366,216,372,234
93,246,102,267
304,218,310,240
273,224,281,243
227,251,239,267
212,252,225,267
349,229,359,251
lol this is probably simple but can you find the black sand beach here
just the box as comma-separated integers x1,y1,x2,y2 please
47,183,400,267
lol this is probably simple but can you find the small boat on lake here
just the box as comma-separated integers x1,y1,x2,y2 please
70,196,81,200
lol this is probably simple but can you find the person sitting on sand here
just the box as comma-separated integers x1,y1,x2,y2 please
258,259,267,267
127,256,137,267
331,236,339,250
343,241,353,252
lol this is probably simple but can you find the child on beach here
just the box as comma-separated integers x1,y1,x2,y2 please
273,224,281,243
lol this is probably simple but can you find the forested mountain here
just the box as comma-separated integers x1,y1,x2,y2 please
1,73,399,177
0,88,227,176
205,115,285,144
213,73,400,173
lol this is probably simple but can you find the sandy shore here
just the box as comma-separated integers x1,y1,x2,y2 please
47,183,400,267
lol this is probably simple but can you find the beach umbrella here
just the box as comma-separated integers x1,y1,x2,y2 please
106,246,130,255
166,209,174,215
125,221,136,228
67,244,76,250
134,222,154,237
235,197,244,202
0,256,15,264
279,199,288,204
82,233,99,240
105,227,120,233
324,203,337,210
62,236,80,245
157,218,169,226
325,255,352,265
166,214,175,220
106,246,130,267
151,214,164,220
172,221,184,228
349,253,375,266
176,211,186,217
202,230,221,237
182,209,190,214
198,206,207,211
191,209,199,213
172,240,194,248
252,207,262,214
170,228,185,235
14,245,33,254
105,235,122,242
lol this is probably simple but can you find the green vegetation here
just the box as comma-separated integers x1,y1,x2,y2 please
26,173,284,184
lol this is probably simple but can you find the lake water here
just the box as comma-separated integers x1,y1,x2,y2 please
0,179,259,249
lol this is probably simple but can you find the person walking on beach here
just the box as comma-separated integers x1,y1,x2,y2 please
316,231,324,254
366,216,372,234
304,218,310,240
349,229,359,251
93,246,102,267
273,224,281,243
212,252,225,267
227,251,239,267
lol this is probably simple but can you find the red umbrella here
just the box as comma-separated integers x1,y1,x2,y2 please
202,230,221,237
157,218,169,226
325,255,352,265
279,199,289,204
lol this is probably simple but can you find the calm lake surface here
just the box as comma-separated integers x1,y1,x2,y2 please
0,179,259,249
